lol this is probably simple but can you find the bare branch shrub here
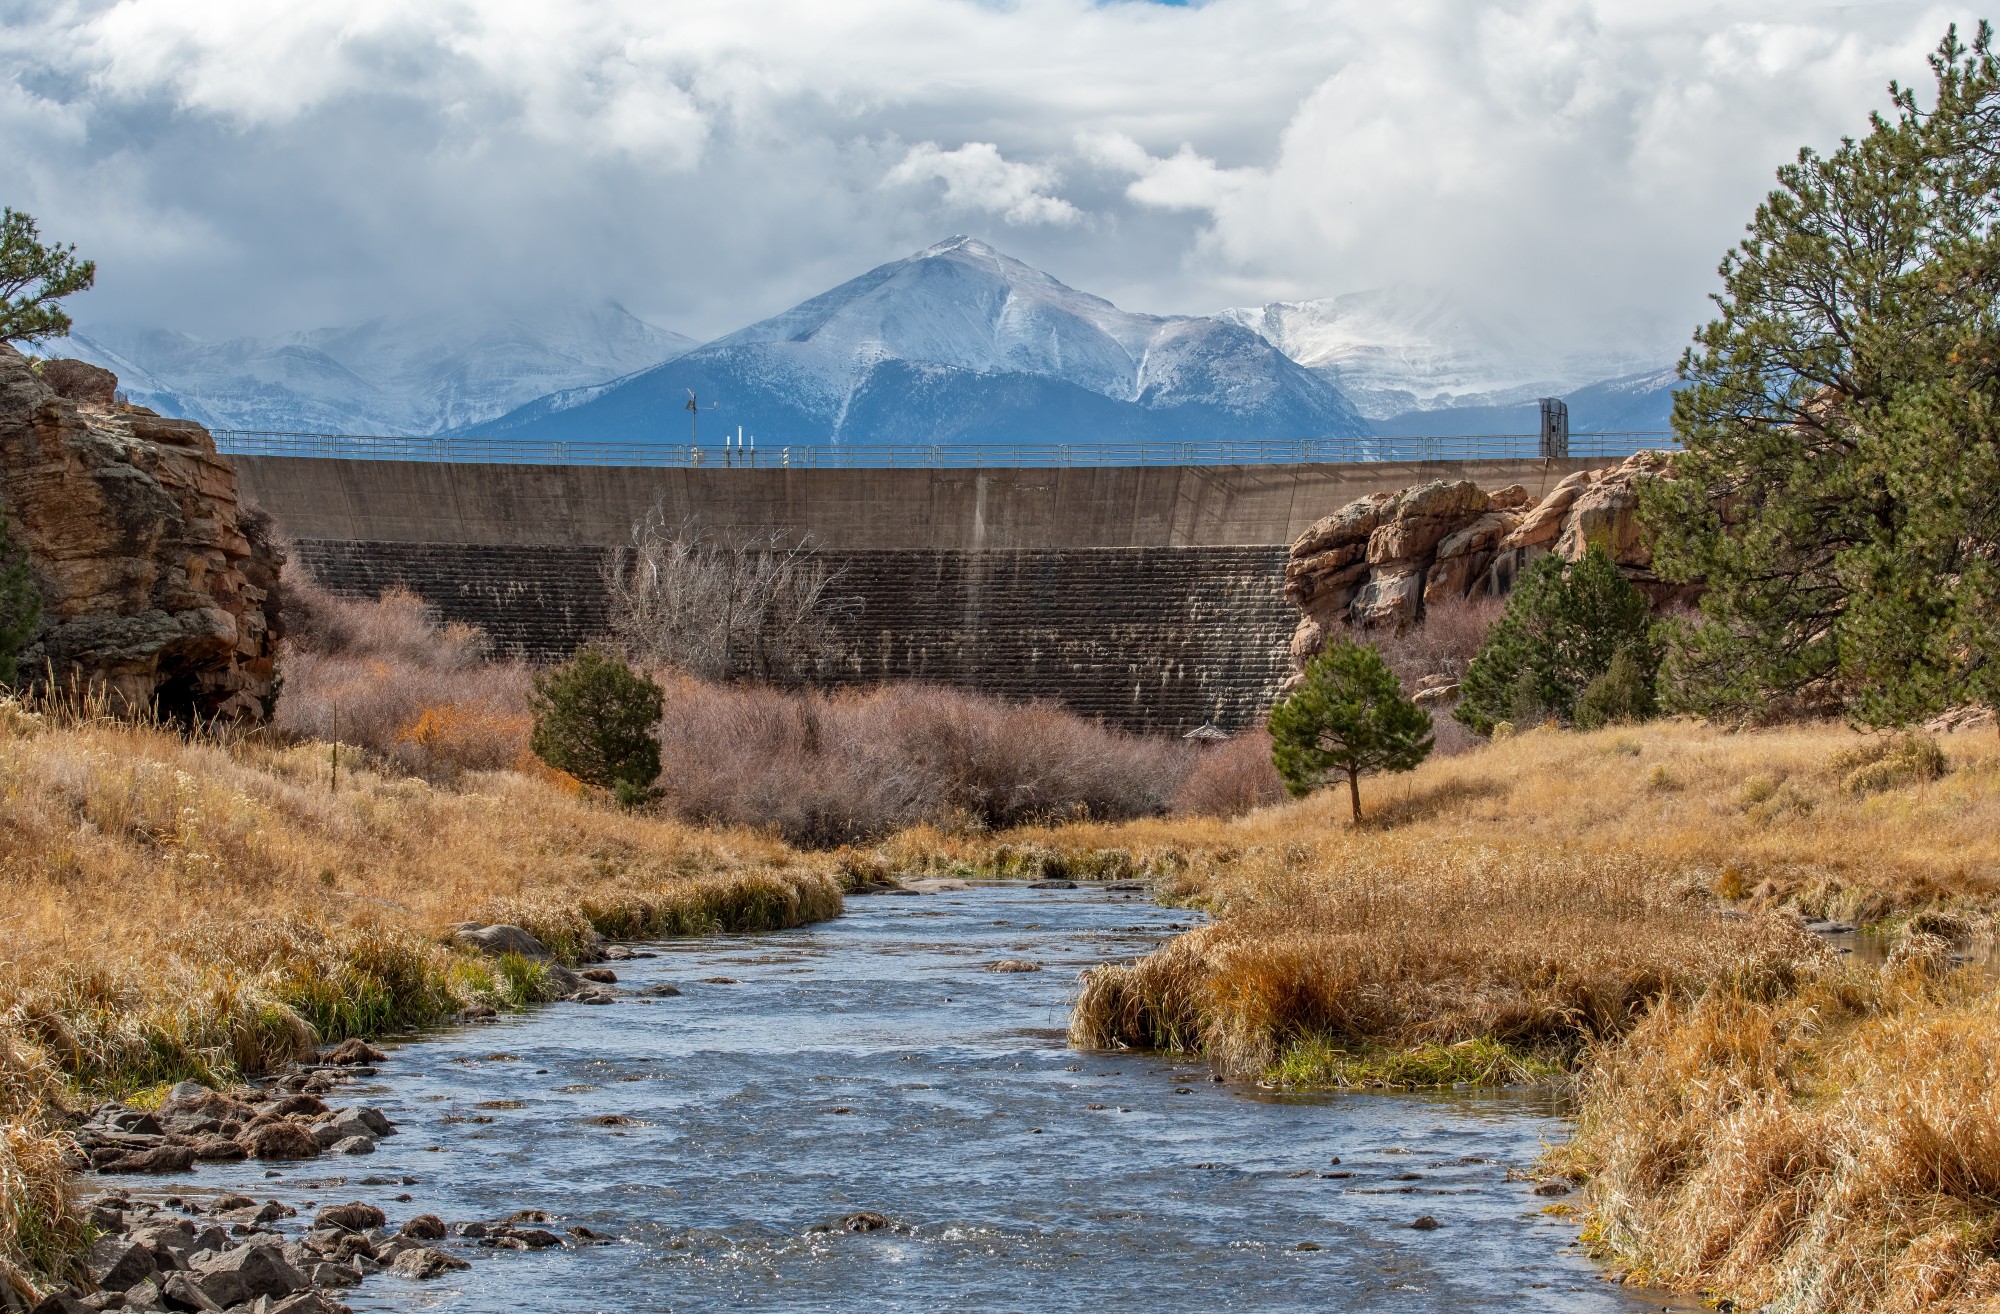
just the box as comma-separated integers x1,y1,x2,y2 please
605,509,855,682
275,566,531,778
1172,729,1288,818
649,675,1196,847
1334,594,1505,759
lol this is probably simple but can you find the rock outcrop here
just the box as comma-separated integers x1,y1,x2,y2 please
0,345,280,718
1284,451,1684,685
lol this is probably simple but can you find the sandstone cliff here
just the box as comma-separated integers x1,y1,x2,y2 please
1284,451,1684,685
0,345,281,718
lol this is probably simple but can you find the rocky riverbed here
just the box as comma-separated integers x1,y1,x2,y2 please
42,887,1698,1313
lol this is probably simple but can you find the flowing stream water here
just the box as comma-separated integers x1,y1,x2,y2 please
187,886,1696,1312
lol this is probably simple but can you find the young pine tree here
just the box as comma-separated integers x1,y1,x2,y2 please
528,645,664,806
1455,546,1656,736
1268,639,1434,822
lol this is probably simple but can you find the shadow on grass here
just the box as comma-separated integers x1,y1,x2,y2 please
1357,775,1509,831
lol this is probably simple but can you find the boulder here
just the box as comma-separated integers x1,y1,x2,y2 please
318,1038,387,1066
388,1247,470,1280
237,1121,321,1161
187,1242,310,1306
86,1238,158,1292
313,1203,387,1233
1366,481,1489,564
95,1146,195,1175
0,347,280,719
397,1215,447,1241
450,924,553,960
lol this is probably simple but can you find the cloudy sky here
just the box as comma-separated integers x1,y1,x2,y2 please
0,0,1974,357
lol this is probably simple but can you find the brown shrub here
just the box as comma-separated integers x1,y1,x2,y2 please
274,569,531,779
1172,730,1287,818
651,676,1193,846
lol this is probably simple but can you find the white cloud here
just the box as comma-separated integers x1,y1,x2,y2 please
0,0,1975,357
885,142,1080,226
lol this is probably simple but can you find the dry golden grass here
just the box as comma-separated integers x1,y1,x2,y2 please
0,699,841,1300
1562,955,2000,1313
914,719,2000,925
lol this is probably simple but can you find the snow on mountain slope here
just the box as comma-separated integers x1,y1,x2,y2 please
471,237,1369,446
1219,286,1667,422
40,303,695,435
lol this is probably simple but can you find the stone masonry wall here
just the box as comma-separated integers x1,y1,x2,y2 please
290,540,1294,734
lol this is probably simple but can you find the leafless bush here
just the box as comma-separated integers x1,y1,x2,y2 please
605,509,855,681
650,676,1195,846
1172,729,1288,818
275,568,531,777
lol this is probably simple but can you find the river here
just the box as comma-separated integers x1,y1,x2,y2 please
187,885,1695,1312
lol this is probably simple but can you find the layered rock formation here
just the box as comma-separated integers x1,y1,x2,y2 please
1284,451,1679,683
0,345,281,718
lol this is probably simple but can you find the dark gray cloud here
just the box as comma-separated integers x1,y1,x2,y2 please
0,0,1971,356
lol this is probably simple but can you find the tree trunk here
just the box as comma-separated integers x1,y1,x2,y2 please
1347,767,1362,823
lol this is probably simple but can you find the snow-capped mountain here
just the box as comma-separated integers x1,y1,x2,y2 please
1219,286,1672,423
42,303,696,435
469,237,1368,447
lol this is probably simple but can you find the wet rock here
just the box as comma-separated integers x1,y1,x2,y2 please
396,1215,447,1241
313,1203,387,1233
388,1247,470,1279
566,1226,612,1246
190,1136,249,1163
1531,1180,1572,1197
307,1261,362,1288
319,1039,387,1066
572,985,617,1005
579,968,618,984
97,1146,196,1176
636,984,682,997
264,1095,330,1120
833,1211,896,1234
984,960,1041,973
1409,1215,1441,1230
237,1122,321,1162
506,1229,563,1250
328,1136,376,1156
697,977,739,985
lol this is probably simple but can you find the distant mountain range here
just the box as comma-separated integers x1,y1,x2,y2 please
42,305,695,436
1218,286,1680,433
44,238,1681,445
467,237,1368,447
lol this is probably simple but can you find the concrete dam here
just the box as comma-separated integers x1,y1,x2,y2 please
235,455,1602,734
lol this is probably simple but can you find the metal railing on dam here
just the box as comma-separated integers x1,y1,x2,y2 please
213,429,1674,469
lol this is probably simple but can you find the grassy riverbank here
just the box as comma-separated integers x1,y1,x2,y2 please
890,718,2000,1311
0,702,842,1301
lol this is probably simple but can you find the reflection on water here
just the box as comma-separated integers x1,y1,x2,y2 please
190,887,1698,1312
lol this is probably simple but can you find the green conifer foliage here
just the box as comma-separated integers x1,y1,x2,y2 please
1644,25,2000,724
0,209,95,345
1455,547,1656,736
528,645,664,805
1268,639,1434,822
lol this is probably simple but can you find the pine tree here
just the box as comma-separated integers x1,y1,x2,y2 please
1455,547,1656,736
0,209,95,345
528,645,664,805
1643,25,2000,724
1268,640,1434,822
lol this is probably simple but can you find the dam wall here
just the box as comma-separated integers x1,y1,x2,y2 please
241,455,1603,733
